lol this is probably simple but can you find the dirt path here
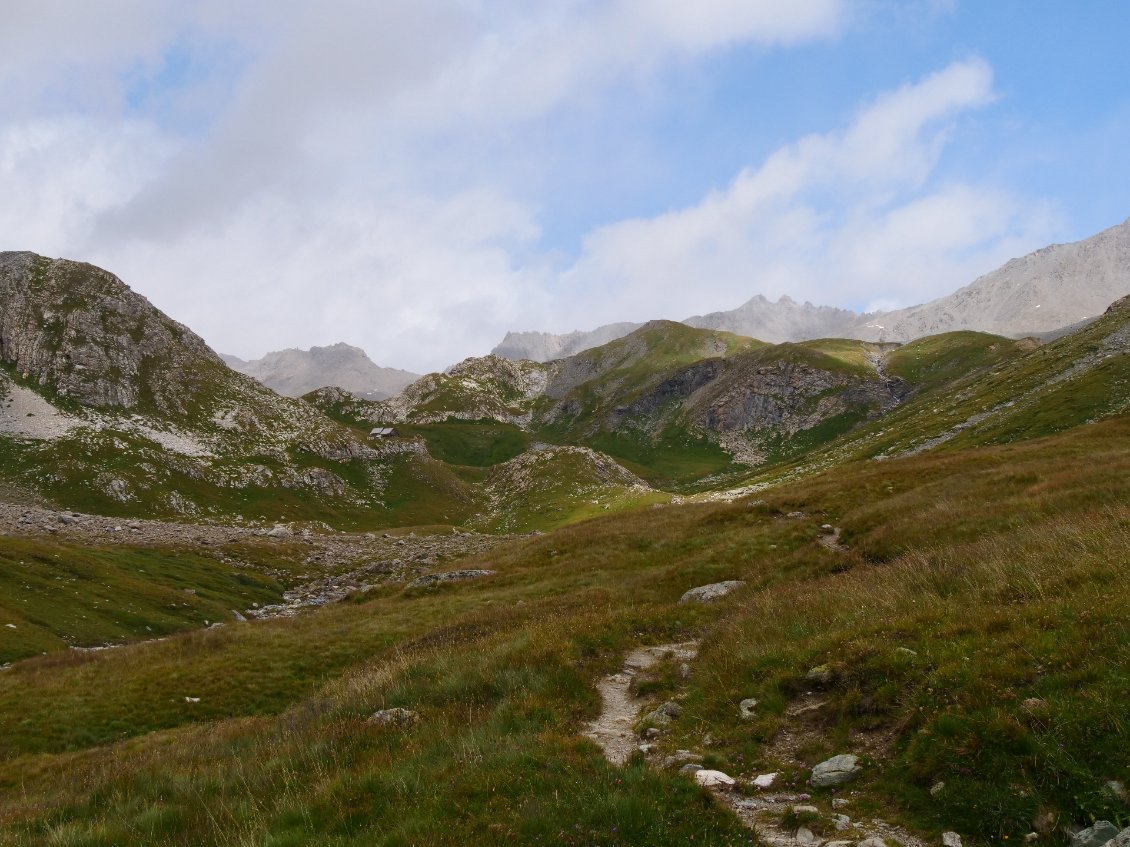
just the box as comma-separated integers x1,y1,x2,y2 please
584,641,699,765
586,643,928,847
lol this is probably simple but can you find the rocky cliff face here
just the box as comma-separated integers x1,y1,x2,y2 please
0,252,225,417
223,343,419,400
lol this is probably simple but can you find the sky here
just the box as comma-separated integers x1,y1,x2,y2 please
2,1,1129,373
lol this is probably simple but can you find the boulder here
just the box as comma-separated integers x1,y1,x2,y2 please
943,832,963,847
679,580,745,604
753,772,778,788
811,754,861,787
679,763,703,775
1103,827,1130,847
266,524,292,538
739,697,759,719
1072,822,1120,847
642,700,683,726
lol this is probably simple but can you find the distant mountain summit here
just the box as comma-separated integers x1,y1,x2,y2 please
685,294,873,343
223,343,419,400
494,217,1130,360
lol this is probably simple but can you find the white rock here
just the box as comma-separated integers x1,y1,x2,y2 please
678,581,745,603
753,772,778,788
694,769,735,788
943,832,963,847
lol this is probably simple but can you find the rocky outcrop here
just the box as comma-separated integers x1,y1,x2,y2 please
376,355,549,424
0,252,225,416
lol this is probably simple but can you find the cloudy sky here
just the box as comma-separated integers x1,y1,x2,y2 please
2,1,1128,372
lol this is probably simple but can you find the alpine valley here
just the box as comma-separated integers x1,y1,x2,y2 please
2,222,1130,847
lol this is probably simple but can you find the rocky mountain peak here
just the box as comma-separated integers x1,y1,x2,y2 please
0,251,224,416
223,341,419,399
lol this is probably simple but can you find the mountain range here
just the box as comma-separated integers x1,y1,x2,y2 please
494,216,1130,361
222,343,419,400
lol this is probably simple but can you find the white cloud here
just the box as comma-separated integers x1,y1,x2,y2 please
556,58,1057,327
0,7,1065,374
0,1,853,371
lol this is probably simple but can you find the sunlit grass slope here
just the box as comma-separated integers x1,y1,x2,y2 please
1,410,1128,844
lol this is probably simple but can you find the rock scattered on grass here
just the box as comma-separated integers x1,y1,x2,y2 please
367,707,420,727
804,664,835,685
678,580,745,603
811,753,861,787
739,697,759,719
407,569,494,589
641,700,683,726
1072,822,1121,847
753,772,777,788
943,832,963,847
694,769,735,789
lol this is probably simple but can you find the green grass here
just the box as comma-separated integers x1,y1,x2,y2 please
0,537,283,664
885,331,1026,393
584,426,736,489
399,419,531,468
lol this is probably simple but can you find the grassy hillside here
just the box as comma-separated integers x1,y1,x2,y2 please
2,410,1128,844
0,536,284,664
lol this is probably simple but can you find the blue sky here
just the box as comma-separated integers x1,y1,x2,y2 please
1,1,1127,371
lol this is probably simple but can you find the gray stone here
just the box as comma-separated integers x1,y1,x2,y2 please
407,569,494,589
943,832,963,847
930,780,946,797
796,827,821,847
266,524,292,538
679,763,703,775
678,580,745,604
859,839,888,847
662,750,702,769
1100,826,1130,847
811,754,862,787
1071,822,1120,847
367,707,420,727
739,697,759,719
657,700,683,719
792,805,820,816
